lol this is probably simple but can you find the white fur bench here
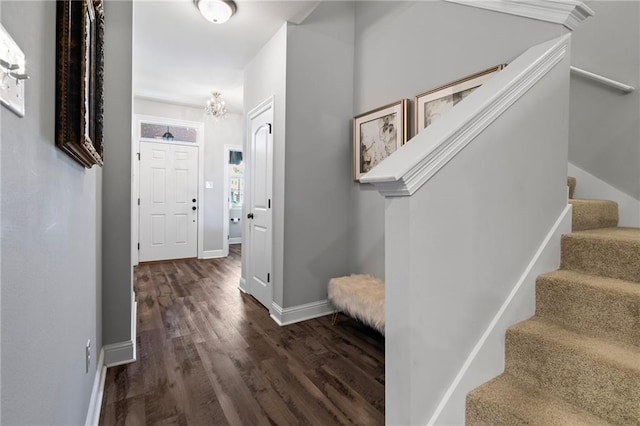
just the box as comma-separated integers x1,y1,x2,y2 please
328,274,385,335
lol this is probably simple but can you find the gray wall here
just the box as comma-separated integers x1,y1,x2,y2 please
569,1,640,200
282,2,355,307
1,1,101,423
0,1,3,420
102,0,133,346
350,1,566,277
243,24,287,306
134,98,243,252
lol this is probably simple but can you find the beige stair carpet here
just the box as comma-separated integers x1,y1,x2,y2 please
567,176,576,199
568,198,618,231
467,177,640,425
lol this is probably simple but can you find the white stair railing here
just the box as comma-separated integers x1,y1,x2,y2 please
361,34,573,425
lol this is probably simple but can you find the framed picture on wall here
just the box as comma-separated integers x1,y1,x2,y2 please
353,99,408,182
55,0,105,168
414,64,506,135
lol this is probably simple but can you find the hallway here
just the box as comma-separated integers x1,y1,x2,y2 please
99,246,385,425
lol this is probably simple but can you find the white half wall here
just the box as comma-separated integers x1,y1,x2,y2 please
431,205,572,425
569,162,640,227
378,35,571,424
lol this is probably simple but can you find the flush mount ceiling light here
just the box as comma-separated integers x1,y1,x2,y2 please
194,0,237,24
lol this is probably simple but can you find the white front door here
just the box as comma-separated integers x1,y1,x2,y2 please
246,104,273,310
139,141,199,262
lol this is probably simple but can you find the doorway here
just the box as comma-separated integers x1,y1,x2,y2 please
139,142,198,262
133,115,205,264
223,144,244,257
244,98,274,310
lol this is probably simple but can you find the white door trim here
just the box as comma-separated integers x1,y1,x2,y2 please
223,144,243,257
132,114,205,265
245,97,274,311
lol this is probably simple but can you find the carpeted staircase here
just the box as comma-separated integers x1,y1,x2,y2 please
466,177,640,425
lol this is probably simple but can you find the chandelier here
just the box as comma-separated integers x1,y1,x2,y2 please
205,91,227,119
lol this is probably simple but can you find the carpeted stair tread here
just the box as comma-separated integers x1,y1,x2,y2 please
569,199,618,231
466,374,608,426
536,270,640,347
567,176,576,199
467,176,638,423
573,226,640,240
505,317,640,425
561,227,640,282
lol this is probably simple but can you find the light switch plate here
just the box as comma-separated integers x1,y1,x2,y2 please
0,24,26,117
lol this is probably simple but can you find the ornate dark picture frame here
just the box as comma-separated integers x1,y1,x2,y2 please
55,0,105,168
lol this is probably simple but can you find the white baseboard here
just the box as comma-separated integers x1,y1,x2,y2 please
85,348,106,426
103,340,136,367
568,162,640,227
270,300,335,326
238,277,247,293
202,249,225,259
428,205,572,425
229,237,242,244
104,296,137,367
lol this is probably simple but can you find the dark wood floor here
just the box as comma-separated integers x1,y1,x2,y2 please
99,245,385,425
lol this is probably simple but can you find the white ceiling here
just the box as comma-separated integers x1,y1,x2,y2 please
133,0,320,113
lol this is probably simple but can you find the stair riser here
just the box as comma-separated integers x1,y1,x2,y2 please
570,201,618,232
466,397,528,426
505,329,640,425
567,177,576,199
466,376,606,426
561,235,640,282
536,276,640,348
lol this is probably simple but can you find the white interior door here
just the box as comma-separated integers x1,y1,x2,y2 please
247,105,273,310
139,141,199,262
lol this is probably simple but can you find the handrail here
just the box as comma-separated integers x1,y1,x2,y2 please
360,35,571,196
570,66,634,93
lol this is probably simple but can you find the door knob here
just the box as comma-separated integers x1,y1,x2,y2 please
192,198,196,203
247,213,254,219
192,206,197,211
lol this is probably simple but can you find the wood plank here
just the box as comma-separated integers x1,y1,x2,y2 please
171,334,228,425
99,246,385,425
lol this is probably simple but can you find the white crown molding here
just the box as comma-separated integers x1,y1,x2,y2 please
445,0,593,31
360,34,570,197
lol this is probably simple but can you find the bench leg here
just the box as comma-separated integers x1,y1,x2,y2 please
331,312,339,325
